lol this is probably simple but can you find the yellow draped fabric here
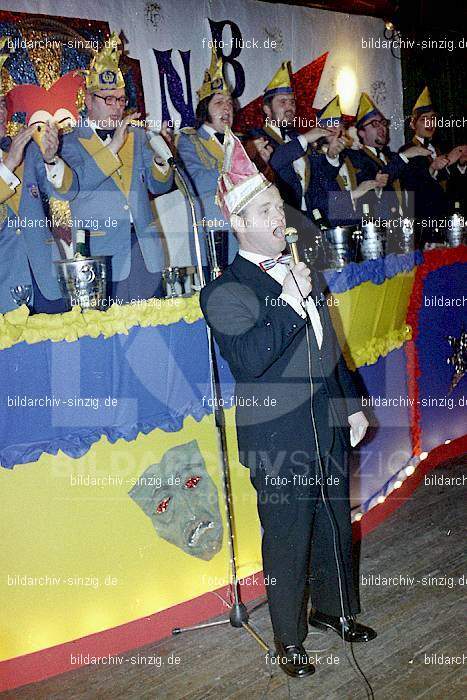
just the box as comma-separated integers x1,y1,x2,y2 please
0,272,415,369
329,271,415,368
0,296,202,350
0,409,261,661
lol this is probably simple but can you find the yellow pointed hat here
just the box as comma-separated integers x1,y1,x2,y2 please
264,61,293,99
316,95,342,127
412,86,433,116
85,32,125,92
197,47,230,103
355,92,383,128
0,36,13,97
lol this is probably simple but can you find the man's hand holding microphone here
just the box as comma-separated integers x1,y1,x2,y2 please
282,262,312,301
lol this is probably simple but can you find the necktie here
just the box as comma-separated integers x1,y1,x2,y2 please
96,128,115,141
259,254,292,271
214,132,224,145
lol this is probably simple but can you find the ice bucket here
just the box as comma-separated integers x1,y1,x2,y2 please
323,225,357,269
359,221,387,260
54,257,109,311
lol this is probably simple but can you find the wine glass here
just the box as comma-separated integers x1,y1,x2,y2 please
10,285,33,308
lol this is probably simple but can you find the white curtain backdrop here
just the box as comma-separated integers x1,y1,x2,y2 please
3,0,404,264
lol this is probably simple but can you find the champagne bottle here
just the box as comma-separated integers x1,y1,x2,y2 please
312,208,331,231
362,202,373,225
450,201,462,231
75,229,89,258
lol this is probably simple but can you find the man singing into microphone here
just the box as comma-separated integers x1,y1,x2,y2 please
200,129,375,679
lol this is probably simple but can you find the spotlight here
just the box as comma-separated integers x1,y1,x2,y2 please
419,451,429,460
377,495,386,504
353,512,363,522
393,480,403,489
405,465,415,476
444,439,451,444
385,20,395,31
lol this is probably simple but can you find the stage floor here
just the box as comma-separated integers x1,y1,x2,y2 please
6,458,466,700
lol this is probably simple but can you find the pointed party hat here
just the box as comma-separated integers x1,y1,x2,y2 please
85,32,125,92
316,95,342,127
264,61,293,99
355,92,383,128
216,127,272,219
197,47,230,103
412,86,433,116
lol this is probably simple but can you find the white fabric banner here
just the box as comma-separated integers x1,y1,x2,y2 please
4,0,404,135
3,0,404,264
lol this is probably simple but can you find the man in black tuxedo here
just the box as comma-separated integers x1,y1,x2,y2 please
200,129,376,679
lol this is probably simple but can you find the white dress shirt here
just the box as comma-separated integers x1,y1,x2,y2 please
239,249,323,348
414,135,439,179
0,155,20,190
0,151,61,190
267,124,308,211
202,122,225,146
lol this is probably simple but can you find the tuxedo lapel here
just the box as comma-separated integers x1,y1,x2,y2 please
230,253,282,297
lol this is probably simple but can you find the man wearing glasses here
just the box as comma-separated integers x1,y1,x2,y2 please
57,34,173,303
344,93,428,226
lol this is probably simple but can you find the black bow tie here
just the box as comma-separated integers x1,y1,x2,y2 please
280,126,291,140
96,128,115,141
420,137,432,147
214,132,224,145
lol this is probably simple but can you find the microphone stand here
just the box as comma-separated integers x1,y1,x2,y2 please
170,160,272,655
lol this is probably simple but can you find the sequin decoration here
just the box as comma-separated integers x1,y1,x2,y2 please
447,327,466,394
263,26,284,53
23,29,61,89
0,11,146,128
371,80,387,105
233,53,328,134
0,66,14,96
145,2,164,29
49,198,73,229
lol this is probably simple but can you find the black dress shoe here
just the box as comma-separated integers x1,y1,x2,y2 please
309,610,377,642
274,639,316,678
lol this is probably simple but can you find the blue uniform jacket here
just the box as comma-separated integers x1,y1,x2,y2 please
247,126,342,221
58,126,173,282
344,146,408,220
175,125,238,266
0,141,78,313
398,138,449,221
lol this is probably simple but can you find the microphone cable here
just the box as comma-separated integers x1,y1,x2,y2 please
289,266,375,699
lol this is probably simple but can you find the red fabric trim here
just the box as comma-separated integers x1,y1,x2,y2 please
405,246,467,455
2,434,465,692
352,434,467,541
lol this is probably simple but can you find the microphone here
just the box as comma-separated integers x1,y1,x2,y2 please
284,226,300,264
146,130,175,166
284,226,323,306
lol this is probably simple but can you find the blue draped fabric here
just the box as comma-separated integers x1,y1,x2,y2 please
350,347,412,512
323,251,422,293
0,319,232,469
416,263,466,453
